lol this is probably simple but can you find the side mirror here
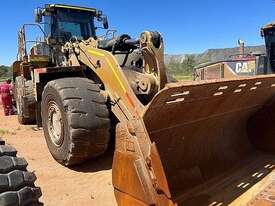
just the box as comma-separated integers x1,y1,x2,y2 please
97,13,109,30
46,37,57,45
102,16,109,29
34,8,43,23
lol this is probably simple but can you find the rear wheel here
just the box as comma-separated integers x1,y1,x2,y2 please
0,138,42,206
15,77,36,125
41,78,111,166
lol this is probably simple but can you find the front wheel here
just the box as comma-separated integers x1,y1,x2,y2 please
41,78,111,166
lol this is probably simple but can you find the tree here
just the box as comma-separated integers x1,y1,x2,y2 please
0,65,11,78
166,54,196,79
180,54,196,75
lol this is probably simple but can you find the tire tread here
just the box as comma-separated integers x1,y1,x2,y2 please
0,138,42,206
42,78,111,166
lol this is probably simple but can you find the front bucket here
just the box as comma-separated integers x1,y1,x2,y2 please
143,75,275,205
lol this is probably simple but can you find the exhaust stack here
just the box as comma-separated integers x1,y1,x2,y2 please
238,39,245,58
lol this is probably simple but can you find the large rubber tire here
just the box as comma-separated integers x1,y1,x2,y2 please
15,77,36,125
0,138,42,206
41,78,111,166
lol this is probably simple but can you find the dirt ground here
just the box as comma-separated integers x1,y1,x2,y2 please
0,106,117,206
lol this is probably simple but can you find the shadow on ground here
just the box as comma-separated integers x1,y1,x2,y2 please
70,149,114,173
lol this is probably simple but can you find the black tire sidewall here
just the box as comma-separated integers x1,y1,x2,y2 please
41,84,70,164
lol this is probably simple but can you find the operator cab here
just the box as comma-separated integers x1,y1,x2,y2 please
261,23,275,73
35,4,108,44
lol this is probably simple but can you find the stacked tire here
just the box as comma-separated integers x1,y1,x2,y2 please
0,138,42,206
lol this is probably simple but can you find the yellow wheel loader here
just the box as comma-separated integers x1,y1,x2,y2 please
12,4,275,206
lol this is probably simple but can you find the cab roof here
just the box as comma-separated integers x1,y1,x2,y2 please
262,22,275,31
45,4,97,13
261,22,275,36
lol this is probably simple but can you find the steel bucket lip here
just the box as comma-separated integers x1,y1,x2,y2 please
165,74,275,88
143,74,275,114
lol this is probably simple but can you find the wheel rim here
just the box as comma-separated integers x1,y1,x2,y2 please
47,101,64,147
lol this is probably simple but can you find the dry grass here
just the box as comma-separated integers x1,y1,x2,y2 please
0,128,16,136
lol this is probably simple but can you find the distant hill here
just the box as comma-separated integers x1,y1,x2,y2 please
165,45,266,65
0,45,267,81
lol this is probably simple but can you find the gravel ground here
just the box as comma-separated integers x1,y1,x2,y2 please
0,106,117,206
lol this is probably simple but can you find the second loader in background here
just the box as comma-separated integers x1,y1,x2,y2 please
194,23,275,80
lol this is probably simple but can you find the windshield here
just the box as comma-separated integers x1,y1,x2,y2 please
52,9,96,41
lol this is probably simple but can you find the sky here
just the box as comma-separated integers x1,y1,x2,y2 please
1,0,275,65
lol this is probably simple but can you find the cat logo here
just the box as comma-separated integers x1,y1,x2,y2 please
235,62,252,73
